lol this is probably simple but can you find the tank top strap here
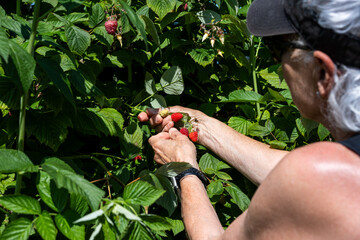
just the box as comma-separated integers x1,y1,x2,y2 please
338,133,360,156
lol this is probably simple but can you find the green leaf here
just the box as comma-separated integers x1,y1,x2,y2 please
248,123,271,137
68,70,103,97
224,0,239,16
219,89,262,103
146,0,176,20
36,171,68,213
65,25,91,55
26,112,72,151
199,153,230,172
259,66,288,90
126,222,153,240
89,3,105,28
73,209,104,224
207,180,224,198
38,58,75,107
225,183,250,212
269,140,287,150
155,162,192,177
118,0,148,50
86,108,124,136
196,10,221,24
93,26,114,48
154,175,177,215
215,171,232,180
228,117,252,135
0,149,34,173
141,215,172,231
150,94,167,108
42,157,105,211
124,180,166,206
189,48,216,67
166,218,184,236
35,211,58,240
296,117,318,138
111,204,141,221
318,124,330,141
160,66,184,95
8,40,36,93
141,15,161,56
0,217,33,240
222,14,249,38
121,122,143,159
55,213,85,240
144,72,156,95
0,28,9,62
70,194,89,217
0,195,41,215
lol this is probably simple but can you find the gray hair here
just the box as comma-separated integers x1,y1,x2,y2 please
302,0,360,133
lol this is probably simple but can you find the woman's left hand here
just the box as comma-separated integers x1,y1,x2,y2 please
148,128,199,169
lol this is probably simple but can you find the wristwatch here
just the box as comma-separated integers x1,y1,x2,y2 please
175,167,209,189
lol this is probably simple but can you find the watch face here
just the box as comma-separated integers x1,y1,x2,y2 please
175,167,209,189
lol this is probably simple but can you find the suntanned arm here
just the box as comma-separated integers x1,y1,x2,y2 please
139,106,289,185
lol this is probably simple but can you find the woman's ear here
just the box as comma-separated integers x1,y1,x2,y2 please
313,51,336,99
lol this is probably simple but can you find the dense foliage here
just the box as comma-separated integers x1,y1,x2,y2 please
0,0,331,239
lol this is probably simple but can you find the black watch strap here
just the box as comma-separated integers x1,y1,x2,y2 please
175,167,209,189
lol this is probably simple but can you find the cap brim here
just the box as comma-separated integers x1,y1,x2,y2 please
247,0,296,37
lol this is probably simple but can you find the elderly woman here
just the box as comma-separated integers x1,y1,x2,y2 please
138,0,360,239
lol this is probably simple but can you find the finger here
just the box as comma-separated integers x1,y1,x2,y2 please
169,127,184,140
137,112,149,122
154,154,166,165
162,121,174,132
155,118,174,132
149,114,163,127
148,132,170,146
146,108,159,117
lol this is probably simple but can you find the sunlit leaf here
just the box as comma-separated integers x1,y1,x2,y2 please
124,180,165,206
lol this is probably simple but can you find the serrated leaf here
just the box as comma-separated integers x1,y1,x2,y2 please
166,218,184,236
36,171,68,212
269,140,287,150
65,25,91,55
0,149,34,173
160,66,184,95
296,117,318,138
150,94,167,108
248,123,271,137
42,157,104,211
55,213,85,240
124,180,165,206
86,108,124,136
199,153,230,172
35,211,58,240
8,40,35,93
224,0,239,16
144,72,156,94
222,14,249,38
68,70,103,97
219,89,262,103
38,58,75,107
26,112,72,151
141,15,161,56
228,117,252,135
89,223,102,240
73,209,104,224
118,0,148,50
215,171,232,180
189,48,216,67
126,221,153,240
196,10,221,24
69,194,89,217
146,0,176,20
0,217,33,240
318,124,330,141
259,66,288,89
121,122,143,159
112,204,141,221
0,28,9,62
0,195,41,215
207,180,224,198
154,175,177,215
93,26,114,48
89,4,105,28
225,183,250,212
141,215,172,231
155,162,192,177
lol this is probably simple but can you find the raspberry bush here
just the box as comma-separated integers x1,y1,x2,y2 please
0,0,330,239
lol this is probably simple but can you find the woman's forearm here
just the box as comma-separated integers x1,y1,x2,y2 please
180,175,224,240
199,117,288,185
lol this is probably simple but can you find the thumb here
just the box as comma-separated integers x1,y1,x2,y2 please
169,128,182,140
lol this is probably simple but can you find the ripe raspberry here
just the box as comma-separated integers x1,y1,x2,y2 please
105,20,118,35
171,113,183,123
189,131,198,142
180,128,189,136
134,155,142,161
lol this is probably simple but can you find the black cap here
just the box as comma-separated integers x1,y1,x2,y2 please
247,0,360,68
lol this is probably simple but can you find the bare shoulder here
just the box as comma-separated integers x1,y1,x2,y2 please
241,142,360,239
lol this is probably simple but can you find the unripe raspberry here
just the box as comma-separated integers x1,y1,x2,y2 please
105,19,118,35
159,108,169,118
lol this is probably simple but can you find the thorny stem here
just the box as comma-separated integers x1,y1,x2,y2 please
15,0,41,196
250,35,261,118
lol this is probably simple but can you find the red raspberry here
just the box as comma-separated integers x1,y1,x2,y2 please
180,128,189,136
184,3,188,11
105,20,118,35
189,132,198,142
134,155,142,161
171,113,183,123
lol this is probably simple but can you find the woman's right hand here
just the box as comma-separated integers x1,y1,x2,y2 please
137,106,209,143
